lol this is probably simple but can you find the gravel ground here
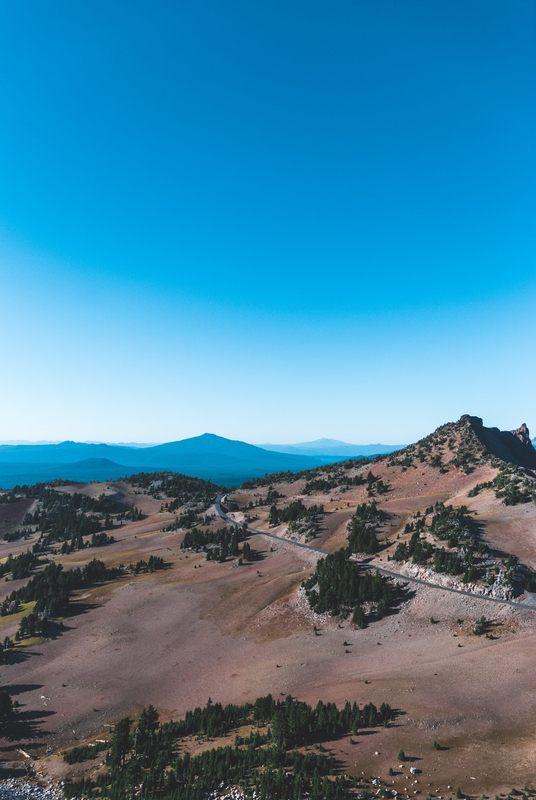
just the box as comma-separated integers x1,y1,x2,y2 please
0,781,67,800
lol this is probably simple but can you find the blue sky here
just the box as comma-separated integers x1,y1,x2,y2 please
1,0,535,444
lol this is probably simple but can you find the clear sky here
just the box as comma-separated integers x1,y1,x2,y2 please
1,0,535,445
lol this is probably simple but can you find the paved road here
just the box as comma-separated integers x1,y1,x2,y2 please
214,495,536,612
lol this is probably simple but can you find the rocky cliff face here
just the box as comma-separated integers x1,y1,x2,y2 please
395,415,536,474
464,416,536,470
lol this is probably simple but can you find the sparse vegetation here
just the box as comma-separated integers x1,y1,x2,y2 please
391,501,536,593
241,460,367,490
468,462,535,505
0,473,225,556
393,504,479,579
365,471,390,496
128,472,224,505
5,559,121,624
303,473,365,495
3,416,536,794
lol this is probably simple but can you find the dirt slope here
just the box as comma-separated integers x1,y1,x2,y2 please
1,416,536,794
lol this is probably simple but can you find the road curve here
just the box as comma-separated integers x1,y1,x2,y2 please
214,494,536,613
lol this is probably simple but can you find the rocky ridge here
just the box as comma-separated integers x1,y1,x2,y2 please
387,414,536,479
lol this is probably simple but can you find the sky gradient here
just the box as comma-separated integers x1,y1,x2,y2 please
1,0,535,444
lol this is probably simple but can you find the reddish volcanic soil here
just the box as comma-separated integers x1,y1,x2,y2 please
1,445,536,795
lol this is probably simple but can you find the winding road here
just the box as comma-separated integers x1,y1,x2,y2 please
214,494,536,612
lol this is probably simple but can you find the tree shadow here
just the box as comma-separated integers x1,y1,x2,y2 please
65,599,102,619
368,583,416,622
0,762,30,779
43,620,74,639
0,707,55,749
3,648,43,665
326,754,350,776
380,709,406,730
243,543,266,563
3,684,43,698
2,608,91,666
396,584,417,607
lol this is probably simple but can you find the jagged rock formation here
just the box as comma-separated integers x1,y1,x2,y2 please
511,423,532,447
387,414,536,475
466,416,536,470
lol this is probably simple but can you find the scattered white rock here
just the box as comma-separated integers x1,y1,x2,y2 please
0,780,67,800
208,786,258,800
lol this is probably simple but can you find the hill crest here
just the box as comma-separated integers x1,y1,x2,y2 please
388,414,536,473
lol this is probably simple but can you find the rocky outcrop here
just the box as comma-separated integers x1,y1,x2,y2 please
464,416,536,470
511,423,532,447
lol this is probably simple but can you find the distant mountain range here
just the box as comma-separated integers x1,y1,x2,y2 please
3,423,533,492
0,434,396,489
258,438,405,457
0,458,135,487
0,440,158,447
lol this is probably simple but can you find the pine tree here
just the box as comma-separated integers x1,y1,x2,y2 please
108,717,132,769
353,606,366,629
271,708,289,751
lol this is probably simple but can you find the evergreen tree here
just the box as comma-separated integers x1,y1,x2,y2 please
353,606,366,629
107,717,132,770
271,708,289,751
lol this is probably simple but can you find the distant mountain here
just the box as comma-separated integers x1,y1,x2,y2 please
0,458,146,487
258,438,405,457
82,441,158,448
0,434,359,489
0,441,147,465
0,440,157,447
0,440,62,445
